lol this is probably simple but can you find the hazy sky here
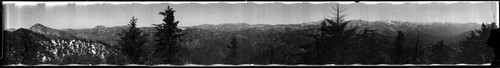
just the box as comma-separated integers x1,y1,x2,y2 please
3,1,499,29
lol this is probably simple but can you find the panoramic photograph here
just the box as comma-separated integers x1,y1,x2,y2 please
2,1,500,66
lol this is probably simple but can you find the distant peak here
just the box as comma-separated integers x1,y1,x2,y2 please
33,23,45,27
29,23,48,29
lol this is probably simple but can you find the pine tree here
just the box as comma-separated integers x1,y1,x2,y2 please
411,36,421,63
226,34,238,64
117,16,148,63
153,6,186,64
391,31,408,64
301,3,359,64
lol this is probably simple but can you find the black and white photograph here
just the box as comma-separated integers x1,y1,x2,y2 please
1,1,500,67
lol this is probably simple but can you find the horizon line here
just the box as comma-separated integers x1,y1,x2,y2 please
4,19,493,30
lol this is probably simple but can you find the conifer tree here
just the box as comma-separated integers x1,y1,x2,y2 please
411,36,421,63
391,31,407,64
153,6,186,64
226,34,238,64
301,3,359,64
117,16,148,63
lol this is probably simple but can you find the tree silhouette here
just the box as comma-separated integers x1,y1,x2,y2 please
225,34,238,64
411,36,421,63
117,16,148,63
301,3,359,64
153,6,186,64
390,31,408,64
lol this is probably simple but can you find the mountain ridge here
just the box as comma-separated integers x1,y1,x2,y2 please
5,19,489,64
24,20,483,48
28,23,80,39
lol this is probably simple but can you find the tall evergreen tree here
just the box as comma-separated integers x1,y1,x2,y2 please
411,36,421,63
153,6,186,64
301,3,359,64
390,31,408,64
226,34,238,64
117,16,148,63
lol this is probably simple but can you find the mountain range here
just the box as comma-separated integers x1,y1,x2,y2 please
23,20,484,51
4,19,485,64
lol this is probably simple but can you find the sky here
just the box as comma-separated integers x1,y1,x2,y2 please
3,1,499,29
